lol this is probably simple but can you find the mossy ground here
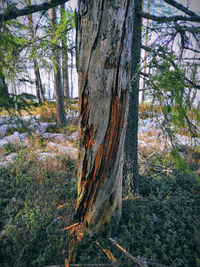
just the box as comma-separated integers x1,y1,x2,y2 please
0,101,199,266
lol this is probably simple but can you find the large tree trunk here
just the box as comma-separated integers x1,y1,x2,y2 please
61,4,70,99
49,5,66,128
74,0,134,237
124,0,142,196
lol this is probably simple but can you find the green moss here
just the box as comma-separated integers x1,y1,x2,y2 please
5,126,27,136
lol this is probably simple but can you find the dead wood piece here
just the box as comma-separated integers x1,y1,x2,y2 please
44,264,115,266
95,241,117,263
63,222,79,231
109,238,144,267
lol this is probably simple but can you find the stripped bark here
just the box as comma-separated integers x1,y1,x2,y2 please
75,0,134,236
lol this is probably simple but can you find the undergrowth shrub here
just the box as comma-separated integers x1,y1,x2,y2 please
0,148,77,267
65,169,200,266
3,142,22,155
120,171,200,266
37,102,57,123
5,125,27,136
45,121,78,135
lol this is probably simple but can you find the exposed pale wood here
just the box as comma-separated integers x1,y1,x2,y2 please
75,0,134,236
63,222,79,231
95,241,117,263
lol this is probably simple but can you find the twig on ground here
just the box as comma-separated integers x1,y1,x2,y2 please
109,238,144,267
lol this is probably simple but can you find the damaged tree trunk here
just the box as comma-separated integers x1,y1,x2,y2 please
74,0,134,238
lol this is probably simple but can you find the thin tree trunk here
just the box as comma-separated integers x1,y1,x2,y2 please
61,4,70,98
49,5,66,128
124,0,142,196
0,76,9,97
70,29,74,98
141,0,150,102
67,2,134,264
26,0,45,103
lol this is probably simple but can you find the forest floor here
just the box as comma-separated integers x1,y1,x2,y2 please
0,101,200,267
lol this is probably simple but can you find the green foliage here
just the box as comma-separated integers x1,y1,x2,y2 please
46,7,75,72
37,102,57,123
3,143,22,155
0,148,77,267
55,7,75,43
70,167,200,266
148,51,200,146
63,123,78,135
120,171,200,266
0,20,27,80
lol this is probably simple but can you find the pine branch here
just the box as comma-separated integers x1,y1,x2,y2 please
141,12,200,23
0,0,69,22
163,0,197,17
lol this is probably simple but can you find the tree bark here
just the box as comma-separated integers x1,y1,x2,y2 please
124,0,142,196
74,0,134,237
49,5,66,128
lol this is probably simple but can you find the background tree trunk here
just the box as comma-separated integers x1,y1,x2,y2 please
26,0,45,103
70,29,74,98
61,4,70,99
75,0,134,237
0,76,9,98
141,0,150,102
124,0,142,196
49,5,66,128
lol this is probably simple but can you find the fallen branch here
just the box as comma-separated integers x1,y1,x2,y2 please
95,241,117,263
44,264,115,267
62,222,79,231
109,238,144,267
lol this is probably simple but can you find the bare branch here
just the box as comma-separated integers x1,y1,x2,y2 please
163,0,197,17
109,238,144,267
141,12,200,23
0,0,69,22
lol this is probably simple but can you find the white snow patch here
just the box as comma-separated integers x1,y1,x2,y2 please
37,152,57,161
47,141,78,159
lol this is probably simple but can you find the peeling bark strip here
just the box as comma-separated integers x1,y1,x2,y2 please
76,89,127,221
76,0,134,236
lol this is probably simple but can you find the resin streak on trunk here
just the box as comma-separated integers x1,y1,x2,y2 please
76,0,134,235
